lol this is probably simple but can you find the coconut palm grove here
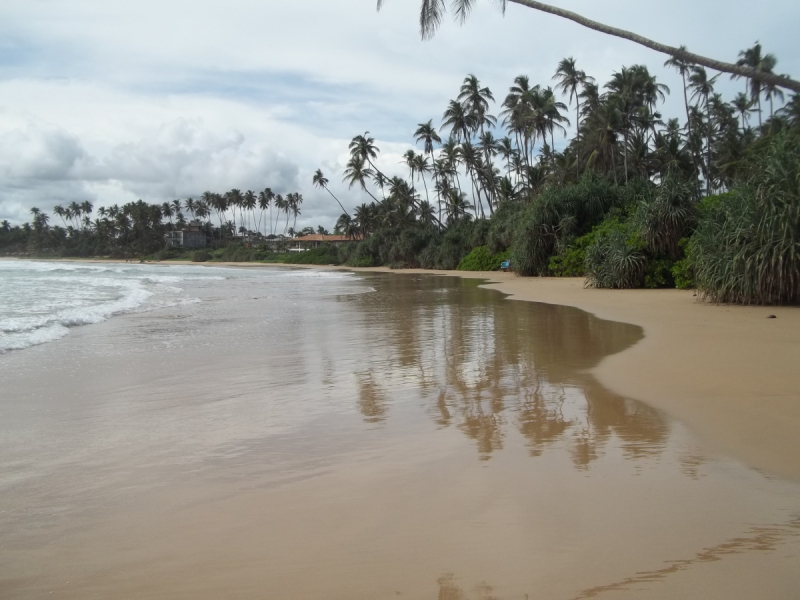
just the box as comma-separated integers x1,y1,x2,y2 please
2,33,799,304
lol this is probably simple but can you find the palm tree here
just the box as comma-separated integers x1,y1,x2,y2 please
335,213,352,237
763,82,785,121
243,190,257,232
553,57,593,176
665,49,702,179
227,189,244,232
257,188,272,235
313,169,349,217
291,193,303,231
273,194,287,236
184,198,196,220
343,156,379,202
777,94,800,129
731,93,753,132
445,190,473,225
377,0,800,93
459,75,498,206
497,137,517,178
171,199,182,223
403,149,419,196
349,132,387,181
68,202,82,229
689,66,719,195
53,205,68,228
414,119,442,218
442,99,473,142
413,152,432,205
735,42,778,127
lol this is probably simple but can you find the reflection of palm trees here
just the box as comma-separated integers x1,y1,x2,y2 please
348,274,669,468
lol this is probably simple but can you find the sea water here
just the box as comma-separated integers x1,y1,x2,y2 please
0,260,221,353
0,260,357,354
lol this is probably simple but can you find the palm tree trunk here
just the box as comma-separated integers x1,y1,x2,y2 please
508,0,800,93
326,187,350,217
758,95,763,128
419,173,430,204
705,96,713,196
575,98,581,178
623,129,629,184
681,73,701,183
429,150,442,227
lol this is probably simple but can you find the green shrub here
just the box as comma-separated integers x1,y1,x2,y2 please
349,256,375,268
689,131,800,304
633,173,696,260
211,244,254,262
672,257,694,289
644,258,676,289
487,201,523,253
585,220,646,289
456,246,510,271
510,175,623,276
192,249,210,262
289,246,340,265
548,230,598,277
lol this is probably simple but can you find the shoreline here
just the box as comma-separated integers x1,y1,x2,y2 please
6,256,800,482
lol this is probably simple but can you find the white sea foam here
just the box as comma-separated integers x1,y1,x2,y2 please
0,261,220,353
0,261,364,353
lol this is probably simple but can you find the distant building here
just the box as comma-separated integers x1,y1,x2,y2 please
289,234,356,252
230,231,263,246
165,220,207,249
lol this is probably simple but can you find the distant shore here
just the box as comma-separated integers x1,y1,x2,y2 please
7,256,800,482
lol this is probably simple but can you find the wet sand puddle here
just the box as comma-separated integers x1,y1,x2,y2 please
0,271,798,599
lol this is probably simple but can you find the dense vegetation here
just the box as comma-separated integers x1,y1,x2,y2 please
2,43,798,304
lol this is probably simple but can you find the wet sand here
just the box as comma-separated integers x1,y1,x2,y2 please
2,263,799,599
211,261,800,483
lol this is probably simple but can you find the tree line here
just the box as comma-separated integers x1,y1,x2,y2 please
0,189,320,257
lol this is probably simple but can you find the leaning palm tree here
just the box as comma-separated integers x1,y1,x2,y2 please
313,169,349,217
376,0,800,92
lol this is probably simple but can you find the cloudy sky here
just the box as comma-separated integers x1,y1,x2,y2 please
1,0,797,228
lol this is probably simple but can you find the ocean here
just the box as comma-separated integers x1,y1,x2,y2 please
0,260,355,354
1,260,799,599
